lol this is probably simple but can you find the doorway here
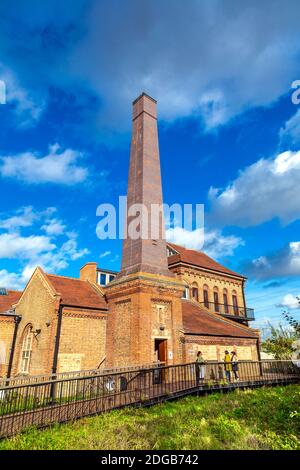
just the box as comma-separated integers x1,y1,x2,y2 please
155,339,167,364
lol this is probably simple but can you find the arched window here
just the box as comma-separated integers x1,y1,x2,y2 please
19,325,33,374
223,288,229,314
213,287,220,312
203,285,209,308
191,282,199,302
232,290,239,315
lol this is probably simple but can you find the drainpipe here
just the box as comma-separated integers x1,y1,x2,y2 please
241,279,249,326
6,314,21,379
256,338,263,376
51,303,63,376
50,303,63,403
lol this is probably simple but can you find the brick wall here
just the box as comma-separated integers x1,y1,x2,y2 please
58,309,107,372
183,335,259,362
0,318,15,377
106,273,185,368
12,269,58,376
171,266,246,311
79,262,97,283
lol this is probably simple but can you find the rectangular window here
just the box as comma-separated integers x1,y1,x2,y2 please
99,273,106,285
20,328,33,374
192,287,198,301
20,351,31,373
109,275,115,283
214,292,219,312
232,295,239,315
183,287,189,299
223,294,229,313
203,290,209,308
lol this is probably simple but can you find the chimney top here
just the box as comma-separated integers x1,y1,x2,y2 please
132,92,157,121
132,92,157,105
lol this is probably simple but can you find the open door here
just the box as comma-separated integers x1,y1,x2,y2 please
155,339,167,364
153,339,167,384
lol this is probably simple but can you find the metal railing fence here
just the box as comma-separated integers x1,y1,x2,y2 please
0,360,299,438
0,362,162,388
199,301,255,320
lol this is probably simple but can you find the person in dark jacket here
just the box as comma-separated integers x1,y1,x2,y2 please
231,351,239,381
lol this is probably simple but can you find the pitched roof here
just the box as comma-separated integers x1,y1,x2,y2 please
45,274,108,310
167,243,245,279
0,290,22,313
182,299,258,338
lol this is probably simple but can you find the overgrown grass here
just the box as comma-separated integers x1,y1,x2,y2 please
0,385,299,450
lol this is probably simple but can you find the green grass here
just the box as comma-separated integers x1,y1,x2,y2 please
0,385,299,450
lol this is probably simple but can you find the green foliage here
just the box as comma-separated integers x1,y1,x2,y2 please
0,385,299,450
282,305,300,337
261,323,298,359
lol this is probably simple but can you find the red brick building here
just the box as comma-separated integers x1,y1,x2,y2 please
0,93,260,377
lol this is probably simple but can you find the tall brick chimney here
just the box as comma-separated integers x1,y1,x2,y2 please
105,93,184,368
119,92,172,277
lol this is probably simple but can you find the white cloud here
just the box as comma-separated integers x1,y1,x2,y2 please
199,90,230,130
0,63,45,127
280,109,300,146
245,241,300,280
279,294,300,310
0,206,90,289
68,0,300,132
204,230,244,259
0,269,25,291
0,206,37,231
1,2,300,133
0,144,88,185
166,226,243,260
59,238,89,262
209,150,300,227
41,219,66,236
99,251,111,259
0,232,55,259
166,227,204,251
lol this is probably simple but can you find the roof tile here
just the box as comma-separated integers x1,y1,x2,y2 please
46,274,108,310
182,299,258,338
168,243,245,278
0,290,22,313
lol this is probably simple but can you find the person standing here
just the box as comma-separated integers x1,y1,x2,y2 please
224,350,232,382
195,351,205,385
231,351,239,381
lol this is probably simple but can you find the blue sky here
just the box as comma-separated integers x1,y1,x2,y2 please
0,0,300,334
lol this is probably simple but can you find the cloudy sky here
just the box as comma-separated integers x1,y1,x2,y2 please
0,0,300,333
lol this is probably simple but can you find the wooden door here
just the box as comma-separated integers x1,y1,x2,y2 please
158,339,167,364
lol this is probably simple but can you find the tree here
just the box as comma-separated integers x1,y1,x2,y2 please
281,296,300,337
261,323,297,359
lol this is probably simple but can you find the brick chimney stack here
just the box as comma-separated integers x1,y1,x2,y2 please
105,94,184,368
119,92,171,277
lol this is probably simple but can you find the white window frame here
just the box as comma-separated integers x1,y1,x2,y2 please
19,326,33,374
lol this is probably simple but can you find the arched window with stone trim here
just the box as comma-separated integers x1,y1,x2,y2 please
213,287,220,312
232,290,239,315
191,282,199,302
19,325,33,374
203,284,209,309
223,288,229,314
